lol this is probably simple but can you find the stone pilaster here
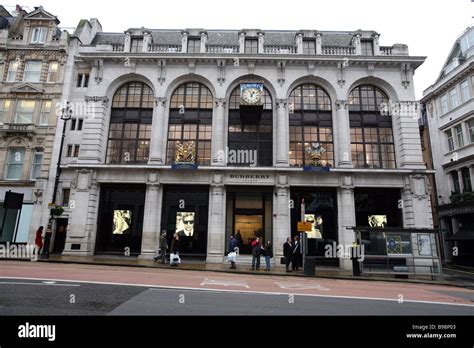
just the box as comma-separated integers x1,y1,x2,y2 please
276,99,289,166
207,176,226,263
80,97,109,163
124,32,131,52
338,177,356,271
258,32,264,54
181,31,188,53
335,100,352,167
274,176,290,259
315,32,322,55
63,169,99,256
212,99,226,165
139,180,163,259
200,31,208,53
239,33,245,53
149,97,167,164
296,33,303,54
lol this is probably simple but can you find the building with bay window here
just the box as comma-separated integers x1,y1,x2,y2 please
421,26,474,267
49,22,434,271
0,6,69,247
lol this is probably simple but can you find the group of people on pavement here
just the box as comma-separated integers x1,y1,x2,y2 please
153,230,180,266
155,230,301,273
283,236,302,272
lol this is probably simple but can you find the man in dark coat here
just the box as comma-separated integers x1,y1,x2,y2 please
283,237,293,272
251,237,262,270
292,235,301,271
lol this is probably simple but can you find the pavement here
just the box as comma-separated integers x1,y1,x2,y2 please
32,254,474,289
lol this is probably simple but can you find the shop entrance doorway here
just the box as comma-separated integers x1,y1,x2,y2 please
226,188,273,255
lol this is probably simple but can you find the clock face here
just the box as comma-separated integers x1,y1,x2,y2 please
242,88,262,104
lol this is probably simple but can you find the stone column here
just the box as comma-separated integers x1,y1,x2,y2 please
63,169,99,256
212,99,226,165
274,183,290,259
353,33,362,55
335,100,352,167
338,178,356,271
81,97,109,164
149,98,167,164
276,99,289,167
207,177,225,263
139,182,162,259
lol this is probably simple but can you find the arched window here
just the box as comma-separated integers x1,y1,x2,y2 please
228,85,273,167
106,82,154,164
348,85,396,169
288,84,333,167
167,82,213,166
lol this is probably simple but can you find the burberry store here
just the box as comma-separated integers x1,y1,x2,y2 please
52,27,433,270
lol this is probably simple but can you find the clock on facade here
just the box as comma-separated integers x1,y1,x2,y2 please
240,83,263,105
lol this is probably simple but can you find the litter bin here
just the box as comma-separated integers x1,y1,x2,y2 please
304,257,316,276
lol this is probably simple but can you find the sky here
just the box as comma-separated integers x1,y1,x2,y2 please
5,0,473,99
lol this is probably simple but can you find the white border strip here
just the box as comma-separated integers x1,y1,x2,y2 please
1,276,473,308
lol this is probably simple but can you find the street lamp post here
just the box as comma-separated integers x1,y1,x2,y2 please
43,102,73,258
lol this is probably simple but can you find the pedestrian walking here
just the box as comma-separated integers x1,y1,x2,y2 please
35,226,44,256
292,235,301,271
154,230,168,264
263,241,273,271
251,237,262,270
170,233,181,267
283,237,293,272
228,235,238,269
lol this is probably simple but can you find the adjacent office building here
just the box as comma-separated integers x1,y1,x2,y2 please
0,6,68,247
422,26,474,267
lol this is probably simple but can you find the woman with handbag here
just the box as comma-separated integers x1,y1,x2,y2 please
228,235,238,269
170,233,180,267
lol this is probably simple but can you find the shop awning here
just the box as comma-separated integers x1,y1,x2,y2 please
445,231,474,241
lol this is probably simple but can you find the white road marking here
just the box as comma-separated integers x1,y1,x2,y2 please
0,276,473,308
0,281,80,287
275,282,330,291
200,278,249,288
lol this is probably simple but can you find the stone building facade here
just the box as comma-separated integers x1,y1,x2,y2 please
422,26,474,266
0,6,68,246
48,21,433,270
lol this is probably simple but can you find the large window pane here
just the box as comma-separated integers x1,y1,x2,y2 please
15,100,35,124
23,61,42,82
0,99,11,124
6,61,19,82
5,148,25,180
